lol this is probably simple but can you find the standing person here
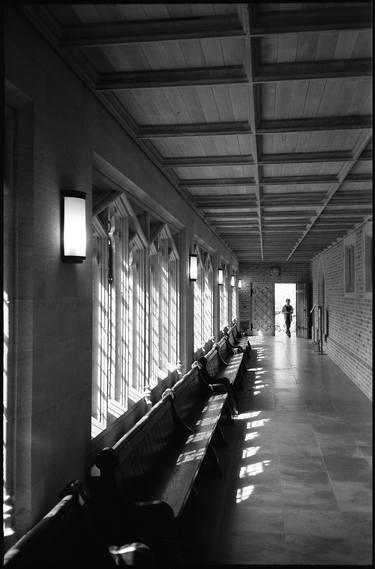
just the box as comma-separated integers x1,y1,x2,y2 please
282,298,294,337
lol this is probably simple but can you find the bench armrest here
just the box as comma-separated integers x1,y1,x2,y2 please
209,382,228,395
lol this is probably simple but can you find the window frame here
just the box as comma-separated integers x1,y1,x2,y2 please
344,233,356,297
363,221,372,298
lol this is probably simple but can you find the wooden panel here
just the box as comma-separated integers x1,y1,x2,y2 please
174,165,255,179
262,78,371,120
262,162,342,177
262,130,365,153
348,161,373,175
188,187,251,197
152,134,252,157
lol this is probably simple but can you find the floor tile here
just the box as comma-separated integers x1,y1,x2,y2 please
286,534,355,565
283,507,349,538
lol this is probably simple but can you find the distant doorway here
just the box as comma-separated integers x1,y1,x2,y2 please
274,283,296,336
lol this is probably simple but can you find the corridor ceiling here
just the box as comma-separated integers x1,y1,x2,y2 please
21,3,373,263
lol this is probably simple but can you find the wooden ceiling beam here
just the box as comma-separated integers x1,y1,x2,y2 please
254,59,372,83
236,5,264,260
182,174,339,186
287,131,373,261
137,122,252,138
250,6,371,36
95,66,248,90
138,116,370,139
180,177,256,187
260,151,353,164
59,15,245,47
261,175,337,185
163,155,254,167
358,149,372,161
345,173,373,182
163,149,371,167
258,116,372,133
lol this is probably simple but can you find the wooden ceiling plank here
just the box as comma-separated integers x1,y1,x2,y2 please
59,15,246,47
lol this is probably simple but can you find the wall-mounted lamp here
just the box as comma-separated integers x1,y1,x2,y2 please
238,279,242,289
189,254,198,281
61,191,87,262
231,274,235,287
218,267,224,285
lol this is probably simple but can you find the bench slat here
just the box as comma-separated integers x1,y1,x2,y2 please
159,393,227,517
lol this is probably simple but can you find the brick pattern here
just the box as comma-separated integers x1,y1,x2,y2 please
312,226,372,400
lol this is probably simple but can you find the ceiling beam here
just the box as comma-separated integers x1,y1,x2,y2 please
359,149,372,161
261,151,353,164
345,173,373,182
258,116,372,133
163,149,371,167
261,175,338,185
137,122,252,138
59,15,246,47
250,6,371,36
138,116,370,138
287,131,373,261
181,174,340,186
163,155,254,167
180,177,256,187
240,4,264,260
253,59,372,83
95,65,248,90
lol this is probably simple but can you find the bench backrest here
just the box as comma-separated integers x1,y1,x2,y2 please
150,368,180,405
109,396,177,496
172,366,208,426
204,343,222,378
4,483,114,569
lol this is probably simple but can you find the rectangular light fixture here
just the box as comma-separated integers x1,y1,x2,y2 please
238,279,242,289
61,191,87,262
218,267,224,285
231,274,235,287
189,254,198,281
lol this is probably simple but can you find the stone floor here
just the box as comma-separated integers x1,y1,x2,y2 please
179,335,372,566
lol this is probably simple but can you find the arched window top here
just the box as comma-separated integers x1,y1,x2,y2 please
151,223,180,261
204,252,213,272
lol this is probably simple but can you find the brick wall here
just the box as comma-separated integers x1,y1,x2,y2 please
311,223,372,400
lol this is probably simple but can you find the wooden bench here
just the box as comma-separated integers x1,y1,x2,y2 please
89,368,230,561
197,336,247,417
3,480,132,569
226,323,252,356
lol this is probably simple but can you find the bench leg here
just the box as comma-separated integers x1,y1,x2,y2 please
214,425,226,446
207,443,222,478
225,399,235,425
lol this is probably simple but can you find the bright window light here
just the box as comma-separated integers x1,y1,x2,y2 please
231,274,235,287
236,485,254,503
238,279,242,289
